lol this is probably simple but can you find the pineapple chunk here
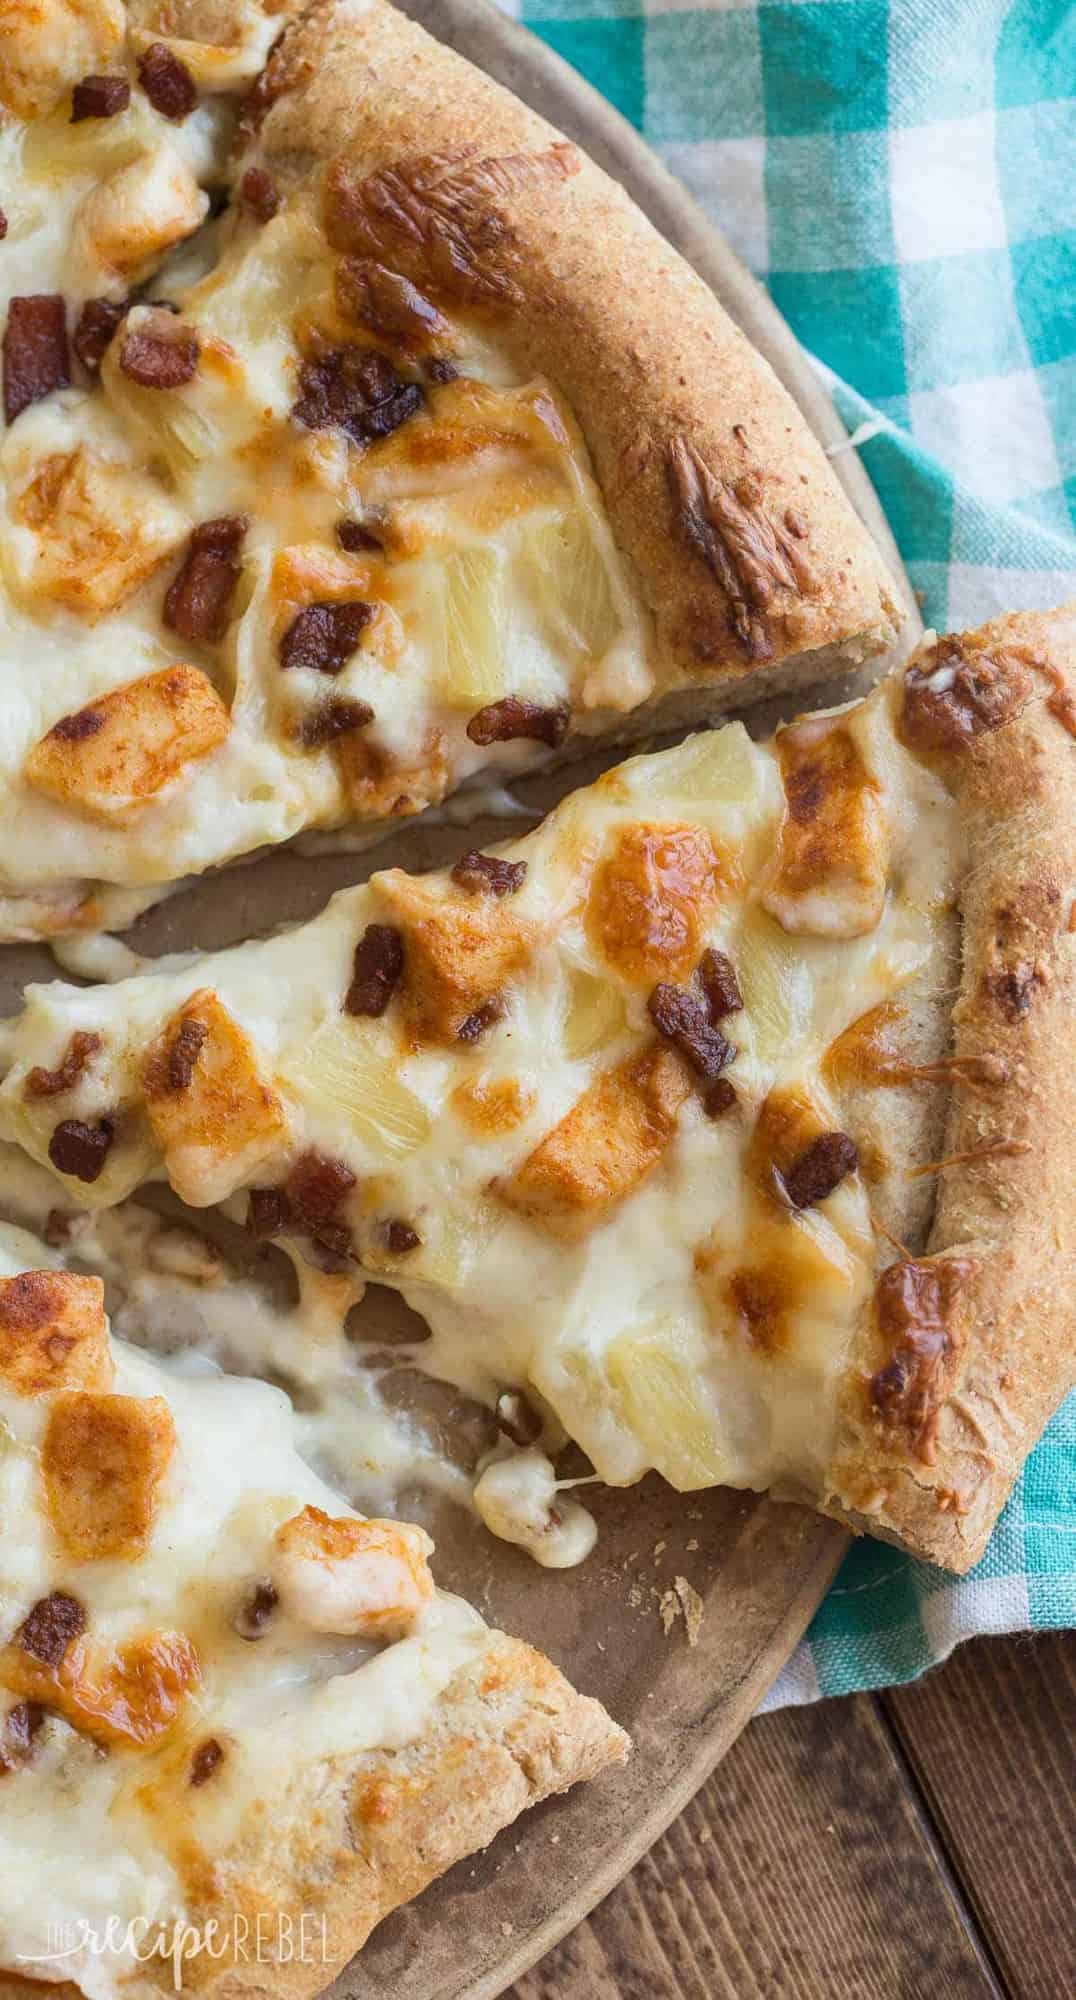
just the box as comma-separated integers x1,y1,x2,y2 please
560,966,627,1061
142,989,288,1205
525,507,620,665
733,908,815,1070
762,716,890,939
605,1324,726,1490
433,545,507,708
25,666,230,824
11,447,189,620
281,1020,430,1161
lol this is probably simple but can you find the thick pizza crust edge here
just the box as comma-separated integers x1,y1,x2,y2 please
237,0,902,702
827,604,1076,1572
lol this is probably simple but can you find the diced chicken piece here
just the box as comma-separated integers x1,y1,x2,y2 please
0,0,124,118
761,717,890,939
73,146,209,287
0,1269,113,1396
12,448,190,620
141,988,288,1206
5,1622,200,1747
373,868,536,1041
272,1505,434,1642
500,1041,691,1240
42,1390,175,1560
586,821,723,984
25,665,230,824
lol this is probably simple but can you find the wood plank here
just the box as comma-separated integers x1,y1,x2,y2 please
883,1631,1076,2000
512,1691,1001,2000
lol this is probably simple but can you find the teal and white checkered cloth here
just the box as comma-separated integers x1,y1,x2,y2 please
501,0,1076,1699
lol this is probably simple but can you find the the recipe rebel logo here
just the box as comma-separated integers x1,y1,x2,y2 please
25,1911,331,1990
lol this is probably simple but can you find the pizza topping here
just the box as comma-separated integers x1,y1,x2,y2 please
336,517,382,554
72,297,127,373
900,639,1033,754
292,346,423,448
119,319,199,388
495,1389,542,1448
0,212,7,241
266,1148,357,1263
26,667,230,821
345,923,405,1017
870,1258,971,1456
0,1270,111,1396
70,73,129,120
234,1579,278,1640
25,1030,102,1098
48,1118,113,1183
457,997,504,1044
703,1077,738,1119
0,1701,44,1775
190,1736,224,1786
239,166,280,223
383,1220,421,1255
3,295,70,425
667,440,813,661
298,697,375,748
776,1130,858,1211
472,1449,596,1569
143,991,288,1207
279,600,372,675
466,696,570,748
136,43,196,122
450,850,527,897
164,516,248,645
6,1629,201,1749
588,822,721,983
334,258,448,350
43,1391,176,1561
271,1506,435,1640
374,869,535,1041
165,1017,208,1091
17,1592,86,1668
647,982,735,1084
763,717,889,939
697,948,743,1021
246,1188,289,1239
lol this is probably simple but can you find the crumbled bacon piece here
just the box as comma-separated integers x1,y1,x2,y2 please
451,850,527,898
697,948,742,1021
71,74,130,121
166,1017,208,1090
456,997,504,1044
647,982,734,1082
119,321,199,389
703,1077,737,1119
383,1219,420,1255
190,1736,224,1786
292,345,422,448
344,923,404,1017
0,212,7,242
466,697,570,750
335,517,382,553
48,1118,114,1183
137,43,196,121
235,1579,278,1639
279,600,371,675
298,697,374,748
495,1389,542,1448
73,296,127,373
285,1148,357,1260
17,1592,85,1668
25,1030,101,1099
239,166,280,223
246,1187,289,1239
777,1131,858,1211
3,295,70,425
0,1701,44,1774
164,516,247,645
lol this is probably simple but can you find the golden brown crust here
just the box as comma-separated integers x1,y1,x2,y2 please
238,0,901,701
828,605,1076,1569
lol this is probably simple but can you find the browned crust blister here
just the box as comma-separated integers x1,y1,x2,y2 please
828,604,1076,1571
237,0,900,703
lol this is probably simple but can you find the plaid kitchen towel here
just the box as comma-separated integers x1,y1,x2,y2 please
500,0,1076,1698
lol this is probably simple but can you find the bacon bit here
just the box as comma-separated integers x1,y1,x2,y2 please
279,599,371,675
495,1389,542,1447
297,697,374,748
190,1736,224,1786
0,211,7,242
166,1017,208,1091
292,345,422,448
457,997,504,1043
466,697,570,749
335,517,382,553
703,1076,737,1119
119,322,199,389
0,1701,44,1775
3,295,70,425
71,74,130,121
73,296,127,373
451,850,527,897
344,923,404,1016
906,1139,1032,1181
246,1187,289,1239
17,1592,85,1668
777,1131,858,1210
48,1118,114,1184
697,947,742,1021
383,1219,420,1255
647,982,734,1083
235,1579,278,1639
284,1148,357,1260
25,1030,102,1099
137,43,197,121
164,515,248,645
900,641,1032,754
239,166,280,223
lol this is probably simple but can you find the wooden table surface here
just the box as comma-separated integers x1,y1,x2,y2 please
510,1631,1075,1999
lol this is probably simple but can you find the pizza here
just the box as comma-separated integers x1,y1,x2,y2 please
0,1211,626,1996
0,0,901,941
3,604,1073,1584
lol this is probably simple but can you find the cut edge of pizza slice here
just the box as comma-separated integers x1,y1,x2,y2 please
0,1215,627,2000
1,602,1073,1577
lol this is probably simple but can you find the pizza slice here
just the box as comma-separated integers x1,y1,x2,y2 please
3,604,1073,1576
0,0,901,939
0,1214,626,2000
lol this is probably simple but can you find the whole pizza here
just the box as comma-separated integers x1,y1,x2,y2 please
0,1,1073,1994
